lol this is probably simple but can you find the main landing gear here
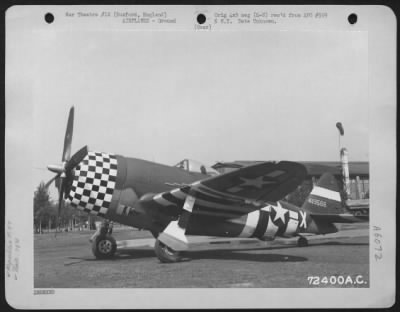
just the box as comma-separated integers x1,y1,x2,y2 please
91,220,117,259
297,236,309,247
154,239,182,263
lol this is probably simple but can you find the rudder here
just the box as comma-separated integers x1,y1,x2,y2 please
302,173,345,215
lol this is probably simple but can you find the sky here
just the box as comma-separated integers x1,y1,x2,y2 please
31,29,369,197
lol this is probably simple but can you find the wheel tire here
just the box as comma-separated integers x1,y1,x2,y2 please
92,235,117,259
154,239,182,263
297,236,308,247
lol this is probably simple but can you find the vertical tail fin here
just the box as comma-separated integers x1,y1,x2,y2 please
302,173,345,215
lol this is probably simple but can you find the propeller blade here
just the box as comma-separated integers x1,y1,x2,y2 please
65,145,88,172
62,106,74,162
44,174,60,189
55,177,65,236
58,186,64,218
55,175,60,190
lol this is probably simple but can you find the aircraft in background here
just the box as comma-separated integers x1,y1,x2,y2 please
211,160,369,177
45,107,368,263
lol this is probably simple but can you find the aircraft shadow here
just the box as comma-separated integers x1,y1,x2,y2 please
186,250,307,263
64,241,367,265
120,247,307,263
114,248,308,263
308,241,369,247
117,249,157,259
64,249,156,265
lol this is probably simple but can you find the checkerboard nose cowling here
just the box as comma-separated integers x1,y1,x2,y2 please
67,151,118,217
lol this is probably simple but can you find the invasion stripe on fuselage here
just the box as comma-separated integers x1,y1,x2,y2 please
167,182,254,207
263,214,279,238
251,210,269,238
276,217,289,237
153,190,254,217
238,210,260,237
284,217,299,237
156,187,255,215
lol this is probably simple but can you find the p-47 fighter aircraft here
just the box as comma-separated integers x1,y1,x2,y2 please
45,107,368,263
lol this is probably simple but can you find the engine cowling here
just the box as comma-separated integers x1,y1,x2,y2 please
67,151,118,217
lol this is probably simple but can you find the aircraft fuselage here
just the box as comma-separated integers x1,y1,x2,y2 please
66,151,366,242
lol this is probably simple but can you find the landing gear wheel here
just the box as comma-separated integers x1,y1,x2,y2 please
154,239,182,263
297,236,308,247
92,235,117,259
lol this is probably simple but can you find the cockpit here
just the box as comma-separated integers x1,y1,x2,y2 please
174,159,220,176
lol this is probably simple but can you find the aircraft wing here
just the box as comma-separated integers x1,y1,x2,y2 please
152,161,307,250
142,161,307,219
197,161,306,202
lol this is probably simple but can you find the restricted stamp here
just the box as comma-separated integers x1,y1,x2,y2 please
5,4,396,309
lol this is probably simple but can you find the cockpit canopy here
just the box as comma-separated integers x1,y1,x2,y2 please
174,159,220,176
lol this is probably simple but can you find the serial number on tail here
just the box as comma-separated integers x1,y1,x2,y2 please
308,198,327,207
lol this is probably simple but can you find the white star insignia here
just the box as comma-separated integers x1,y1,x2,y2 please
273,202,287,223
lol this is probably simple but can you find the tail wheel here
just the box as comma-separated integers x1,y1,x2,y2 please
297,236,308,247
154,239,182,263
92,234,117,259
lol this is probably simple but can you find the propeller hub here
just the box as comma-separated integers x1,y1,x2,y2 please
47,164,65,174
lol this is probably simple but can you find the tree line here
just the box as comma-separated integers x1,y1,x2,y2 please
33,182,100,233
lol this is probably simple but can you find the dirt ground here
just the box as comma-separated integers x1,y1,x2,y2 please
34,223,369,288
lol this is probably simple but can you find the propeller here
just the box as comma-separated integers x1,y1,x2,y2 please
62,106,74,162
44,174,59,189
44,106,88,234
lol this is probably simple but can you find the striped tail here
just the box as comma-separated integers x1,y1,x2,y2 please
301,173,345,215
